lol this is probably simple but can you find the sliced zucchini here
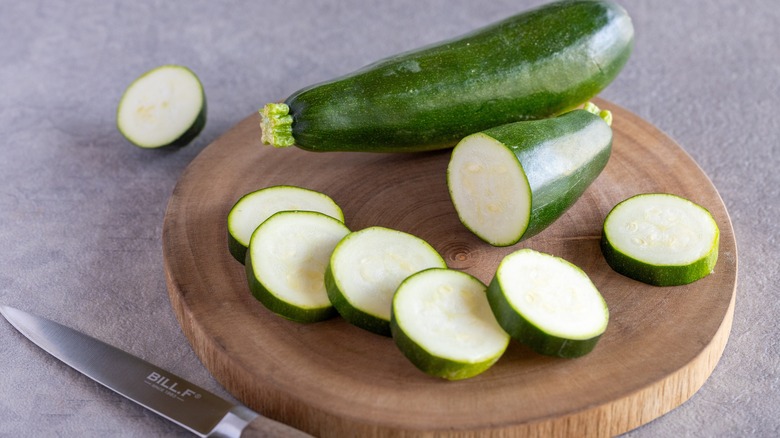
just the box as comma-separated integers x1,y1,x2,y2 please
487,249,608,358
447,108,612,246
391,268,510,380
227,185,344,264
325,227,446,336
601,193,720,286
245,211,350,323
117,64,206,148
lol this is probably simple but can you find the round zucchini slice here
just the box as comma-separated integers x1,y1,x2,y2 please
391,268,510,380
227,185,344,264
601,193,720,286
117,64,206,148
325,227,446,336
245,211,350,323
487,249,608,358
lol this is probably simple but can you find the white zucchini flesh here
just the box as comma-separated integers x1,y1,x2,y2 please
246,211,350,322
601,193,719,286
447,133,531,246
227,185,344,264
496,250,607,340
488,249,608,357
392,268,509,380
117,65,205,148
326,227,446,335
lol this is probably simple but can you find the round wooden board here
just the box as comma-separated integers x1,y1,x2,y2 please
162,100,737,437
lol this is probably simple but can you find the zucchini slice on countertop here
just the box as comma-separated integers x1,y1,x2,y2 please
117,65,206,148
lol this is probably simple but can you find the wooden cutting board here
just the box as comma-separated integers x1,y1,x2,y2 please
162,100,737,437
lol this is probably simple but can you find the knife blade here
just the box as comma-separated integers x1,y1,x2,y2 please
0,305,313,437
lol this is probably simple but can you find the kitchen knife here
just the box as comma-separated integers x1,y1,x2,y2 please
0,305,313,437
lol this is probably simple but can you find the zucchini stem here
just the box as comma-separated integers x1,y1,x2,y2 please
260,103,295,147
583,101,613,126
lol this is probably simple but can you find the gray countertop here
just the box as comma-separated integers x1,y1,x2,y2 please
1,1,777,436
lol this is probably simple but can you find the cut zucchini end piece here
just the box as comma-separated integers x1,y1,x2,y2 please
325,226,447,337
391,268,510,380
245,211,350,323
601,193,720,286
226,185,344,264
488,249,608,358
447,133,532,247
117,65,206,149
260,103,295,148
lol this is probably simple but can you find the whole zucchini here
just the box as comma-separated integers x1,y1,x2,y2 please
260,0,633,152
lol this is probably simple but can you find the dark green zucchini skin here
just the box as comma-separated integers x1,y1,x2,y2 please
483,109,613,242
273,0,633,152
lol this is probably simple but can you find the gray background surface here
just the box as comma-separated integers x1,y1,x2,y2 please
0,1,777,436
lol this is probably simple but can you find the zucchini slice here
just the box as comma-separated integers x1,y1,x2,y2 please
227,185,344,264
245,211,350,323
487,249,608,358
117,65,206,148
259,0,633,152
447,108,612,246
391,268,510,380
325,227,447,336
601,193,720,286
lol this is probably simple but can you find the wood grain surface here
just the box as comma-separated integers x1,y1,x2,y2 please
162,100,737,437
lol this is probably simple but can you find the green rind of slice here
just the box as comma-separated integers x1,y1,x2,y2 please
486,249,608,358
600,237,719,287
245,253,337,323
325,227,447,336
390,268,509,380
324,263,392,336
165,100,207,147
228,230,249,265
486,279,604,358
601,193,720,286
390,314,504,381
